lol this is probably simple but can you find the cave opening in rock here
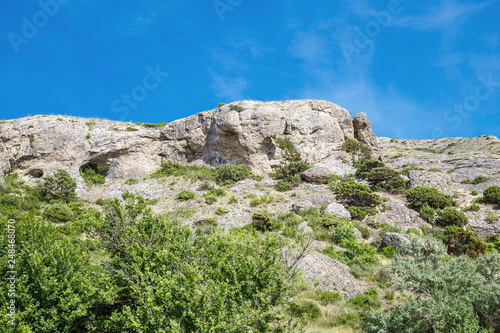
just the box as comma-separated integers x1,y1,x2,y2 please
79,160,110,184
27,169,44,178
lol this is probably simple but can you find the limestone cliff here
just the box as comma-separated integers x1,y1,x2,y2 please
0,100,381,184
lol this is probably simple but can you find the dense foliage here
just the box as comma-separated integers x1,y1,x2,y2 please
364,167,407,193
333,181,382,208
483,185,500,205
38,169,77,202
435,207,469,227
406,186,456,209
214,164,252,185
367,236,500,333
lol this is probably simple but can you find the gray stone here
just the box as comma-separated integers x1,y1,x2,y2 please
324,202,351,219
298,221,313,235
408,170,454,195
354,113,382,161
295,251,365,299
371,200,431,231
291,200,314,213
381,233,409,249
302,156,356,184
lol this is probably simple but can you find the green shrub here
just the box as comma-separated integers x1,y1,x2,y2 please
354,223,371,239
342,138,372,161
347,206,378,220
405,186,456,209
382,245,396,258
483,185,500,205
333,181,382,207
251,211,282,232
228,196,238,204
270,138,310,189
471,190,478,195
349,287,381,312
486,213,499,224
205,195,217,205
435,207,468,227
365,167,407,193
419,204,435,222
441,226,487,258
42,203,74,223
207,188,226,197
215,207,230,216
151,161,216,182
332,223,358,244
288,301,321,319
176,190,195,202
124,178,138,185
463,203,480,212
38,169,77,202
355,159,385,178
274,180,294,192
214,164,252,185
461,176,490,184
194,217,217,227
367,237,500,333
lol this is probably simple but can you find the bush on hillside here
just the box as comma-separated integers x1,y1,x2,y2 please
435,207,468,227
365,167,407,193
38,169,77,202
342,138,372,161
355,159,385,178
405,186,456,209
270,137,310,190
42,203,74,223
441,226,487,258
333,181,381,207
419,204,435,222
483,185,500,205
176,190,195,202
215,164,252,185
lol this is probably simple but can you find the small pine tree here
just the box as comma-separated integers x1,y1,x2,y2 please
38,169,77,202
342,138,372,161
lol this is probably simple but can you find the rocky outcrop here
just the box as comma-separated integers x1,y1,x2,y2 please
295,250,365,299
161,100,379,174
302,156,356,184
0,100,382,185
381,233,409,249
407,170,454,195
353,113,382,161
324,202,352,219
370,200,431,231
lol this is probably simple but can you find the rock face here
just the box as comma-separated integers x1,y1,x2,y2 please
0,100,381,184
370,200,431,231
302,156,356,184
353,113,382,161
162,100,380,174
407,170,454,195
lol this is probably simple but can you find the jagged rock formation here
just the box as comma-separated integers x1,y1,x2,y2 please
354,112,382,161
161,100,381,173
0,100,381,186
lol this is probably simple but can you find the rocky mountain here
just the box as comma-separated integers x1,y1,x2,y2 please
1,99,499,301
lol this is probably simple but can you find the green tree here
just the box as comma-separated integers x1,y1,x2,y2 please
271,137,311,190
342,138,372,161
38,169,77,202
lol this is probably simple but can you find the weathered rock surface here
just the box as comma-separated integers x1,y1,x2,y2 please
407,170,454,195
216,210,253,232
291,200,314,213
302,156,356,184
381,233,409,249
0,100,382,187
324,202,352,219
298,221,313,235
467,216,500,238
295,251,365,299
354,113,382,161
370,200,431,231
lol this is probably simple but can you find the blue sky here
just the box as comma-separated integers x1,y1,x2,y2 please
1,0,499,139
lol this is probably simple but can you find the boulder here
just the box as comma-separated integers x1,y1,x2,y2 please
324,202,351,219
216,210,253,232
381,233,409,249
467,217,500,238
353,113,382,161
291,200,314,213
302,156,356,184
407,170,454,195
370,200,431,231
295,251,365,299
298,221,313,235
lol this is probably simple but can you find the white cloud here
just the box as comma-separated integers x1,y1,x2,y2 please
392,0,495,32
